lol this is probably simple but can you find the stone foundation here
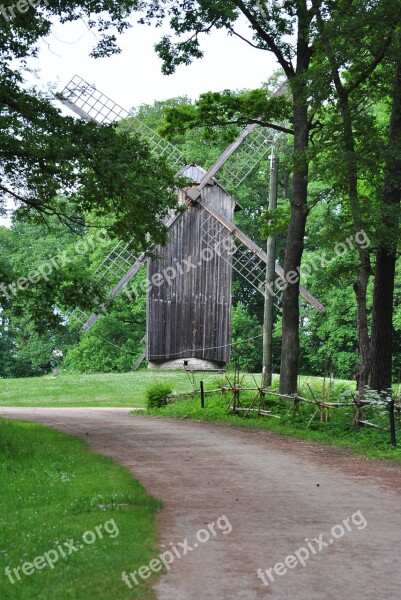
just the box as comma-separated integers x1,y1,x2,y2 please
148,357,225,371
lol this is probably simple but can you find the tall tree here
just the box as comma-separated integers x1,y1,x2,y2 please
371,31,401,391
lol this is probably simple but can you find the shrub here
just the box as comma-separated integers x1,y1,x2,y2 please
146,383,173,409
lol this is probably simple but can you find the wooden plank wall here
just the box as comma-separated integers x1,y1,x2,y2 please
147,182,235,364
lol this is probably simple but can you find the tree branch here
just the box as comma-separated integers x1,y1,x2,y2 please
228,27,270,51
231,0,295,77
202,118,293,135
347,33,399,95
0,183,87,233
313,0,401,98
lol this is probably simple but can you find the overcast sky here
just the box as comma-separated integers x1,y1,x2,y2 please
1,14,277,226
36,15,276,108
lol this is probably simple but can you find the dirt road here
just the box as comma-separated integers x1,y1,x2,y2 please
1,407,400,600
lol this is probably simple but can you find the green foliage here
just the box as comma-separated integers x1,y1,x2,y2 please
146,382,173,409
161,89,292,138
0,1,180,247
0,215,149,377
64,291,147,374
0,418,161,600
297,200,369,380
230,303,263,372
260,204,290,239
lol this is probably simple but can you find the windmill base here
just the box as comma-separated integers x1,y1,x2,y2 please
148,358,226,371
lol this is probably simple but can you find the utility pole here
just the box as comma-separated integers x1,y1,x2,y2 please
262,153,279,389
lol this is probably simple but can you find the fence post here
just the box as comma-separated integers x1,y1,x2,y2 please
200,381,205,408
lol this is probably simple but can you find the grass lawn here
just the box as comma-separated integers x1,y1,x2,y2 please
0,370,219,407
0,418,162,599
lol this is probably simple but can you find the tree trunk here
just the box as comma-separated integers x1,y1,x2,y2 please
371,33,401,391
279,100,309,395
370,248,396,391
338,93,371,393
278,4,313,395
353,251,372,391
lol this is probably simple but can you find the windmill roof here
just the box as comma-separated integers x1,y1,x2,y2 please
179,163,242,211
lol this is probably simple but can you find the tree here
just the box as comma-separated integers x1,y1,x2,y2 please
0,1,179,248
0,220,82,376
371,32,401,391
298,202,364,380
0,212,151,376
64,293,147,373
231,303,263,372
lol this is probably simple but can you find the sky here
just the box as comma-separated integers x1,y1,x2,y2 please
35,15,277,109
1,13,278,226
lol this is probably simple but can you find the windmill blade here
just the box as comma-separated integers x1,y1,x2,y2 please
59,75,185,170
59,76,189,330
186,123,278,199
69,252,146,330
75,211,183,330
93,239,141,288
67,246,146,329
200,204,324,313
186,123,263,202
59,75,128,123
216,125,277,190
187,82,288,201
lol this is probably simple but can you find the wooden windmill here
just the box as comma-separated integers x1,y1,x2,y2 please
59,76,323,371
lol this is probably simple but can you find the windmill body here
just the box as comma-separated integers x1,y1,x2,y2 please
148,164,240,370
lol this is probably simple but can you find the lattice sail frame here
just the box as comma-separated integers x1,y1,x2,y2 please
61,75,128,123
68,239,144,327
92,240,139,288
60,75,184,171
201,209,282,309
69,210,182,329
217,126,277,190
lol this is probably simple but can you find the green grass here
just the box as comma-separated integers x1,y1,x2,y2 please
0,419,162,599
146,374,401,461
0,370,219,407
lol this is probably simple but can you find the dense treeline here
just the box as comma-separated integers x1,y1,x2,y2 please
2,94,401,380
1,1,401,391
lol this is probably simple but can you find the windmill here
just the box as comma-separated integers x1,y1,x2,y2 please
58,76,323,370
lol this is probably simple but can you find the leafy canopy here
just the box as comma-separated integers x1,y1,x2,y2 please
0,0,179,245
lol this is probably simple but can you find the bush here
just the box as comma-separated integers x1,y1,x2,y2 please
146,383,173,409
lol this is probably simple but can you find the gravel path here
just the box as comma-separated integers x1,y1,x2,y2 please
1,407,401,600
